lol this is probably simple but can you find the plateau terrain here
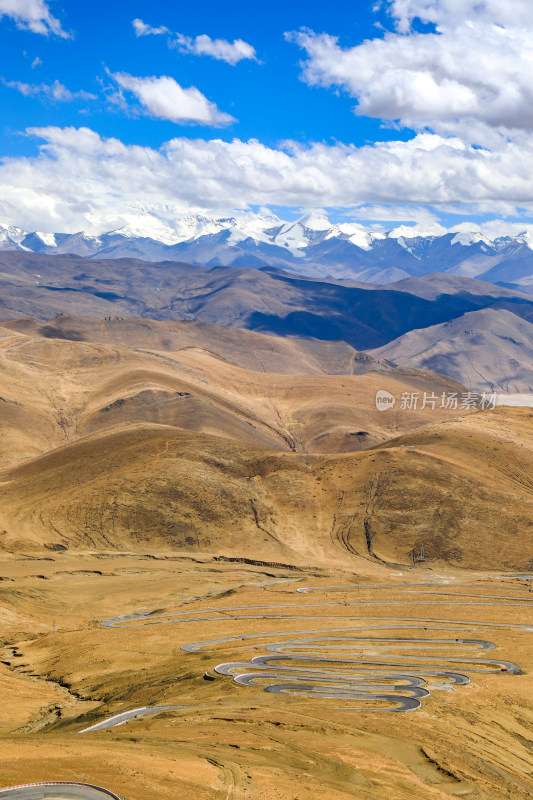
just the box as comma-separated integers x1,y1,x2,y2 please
1,251,533,392
2,0,533,797
0,243,532,800
0,312,532,800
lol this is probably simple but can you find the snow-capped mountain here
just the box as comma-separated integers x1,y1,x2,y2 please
1,210,533,293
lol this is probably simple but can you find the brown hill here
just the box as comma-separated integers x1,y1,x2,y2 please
0,316,465,468
1,316,530,570
2,314,388,375
4,251,533,352
1,408,531,570
3,252,533,395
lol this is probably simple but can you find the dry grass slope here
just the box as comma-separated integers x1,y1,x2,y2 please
0,556,532,800
1,318,533,800
0,317,531,569
0,316,466,467
1,408,532,570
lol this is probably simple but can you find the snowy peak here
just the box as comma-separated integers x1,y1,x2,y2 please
451,231,493,247
0,224,28,251
0,213,533,293
294,211,332,231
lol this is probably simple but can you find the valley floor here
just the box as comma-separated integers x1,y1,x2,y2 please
1,553,532,800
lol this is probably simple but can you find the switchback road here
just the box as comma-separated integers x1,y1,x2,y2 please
98,581,531,714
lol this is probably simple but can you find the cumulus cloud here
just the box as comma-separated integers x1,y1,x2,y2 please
4,78,96,102
451,218,533,240
386,0,533,32
288,2,533,138
132,18,169,37
3,126,533,231
111,72,235,126
0,0,69,37
172,33,257,65
131,18,256,64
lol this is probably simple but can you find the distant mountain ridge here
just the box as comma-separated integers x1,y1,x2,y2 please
371,307,533,394
1,210,533,292
0,249,532,392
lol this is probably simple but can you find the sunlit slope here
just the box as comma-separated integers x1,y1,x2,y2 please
371,307,533,392
0,327,71,464
355,406,533,567
0,318,465,466
4,314,381,375
1,408,531,569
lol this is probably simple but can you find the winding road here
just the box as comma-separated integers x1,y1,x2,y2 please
78,706,185,733
3,581,530,798
98,581,531,715
0,783,123,799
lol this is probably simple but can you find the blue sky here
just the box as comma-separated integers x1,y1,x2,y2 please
2,0,533,236
0,1,405,153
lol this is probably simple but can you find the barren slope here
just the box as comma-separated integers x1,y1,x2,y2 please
4,251,533,351
2,314,387,376
1,555,532,800
0,318,465,467
372,307,533,393
1,408,531,570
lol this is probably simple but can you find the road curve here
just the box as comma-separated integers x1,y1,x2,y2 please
98,581,531,716
0,783,123,799
102,599,533,630
79,705,185,733
203,625,522,711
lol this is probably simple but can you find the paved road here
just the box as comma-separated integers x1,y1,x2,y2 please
0,783,123,799
7,579,528,794
99,581,530,715
204,624,521,711
79,706,185,733
102,593,533,630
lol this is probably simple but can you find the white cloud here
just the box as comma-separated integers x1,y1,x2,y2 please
450,218,533,241
386,1,533,32
4,79,96,102
111,72,235,127
132,18,169,37
31,55,42,68
132,19,256,65
288,2,533,138
3,126,533,231
172,33,257,65
0,0,69,37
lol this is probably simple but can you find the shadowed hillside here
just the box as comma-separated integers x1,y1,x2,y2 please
2,252,533,351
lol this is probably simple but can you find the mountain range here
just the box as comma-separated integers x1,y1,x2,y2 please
2,210,533,293
0,250,532,393
0,314,466,468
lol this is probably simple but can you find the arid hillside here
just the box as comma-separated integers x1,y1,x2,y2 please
1,318,532,800
1,407,532,570
372,307,533,393
0,315,465,467
2,555,532,800
2,252,533,392
0,316,531,570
